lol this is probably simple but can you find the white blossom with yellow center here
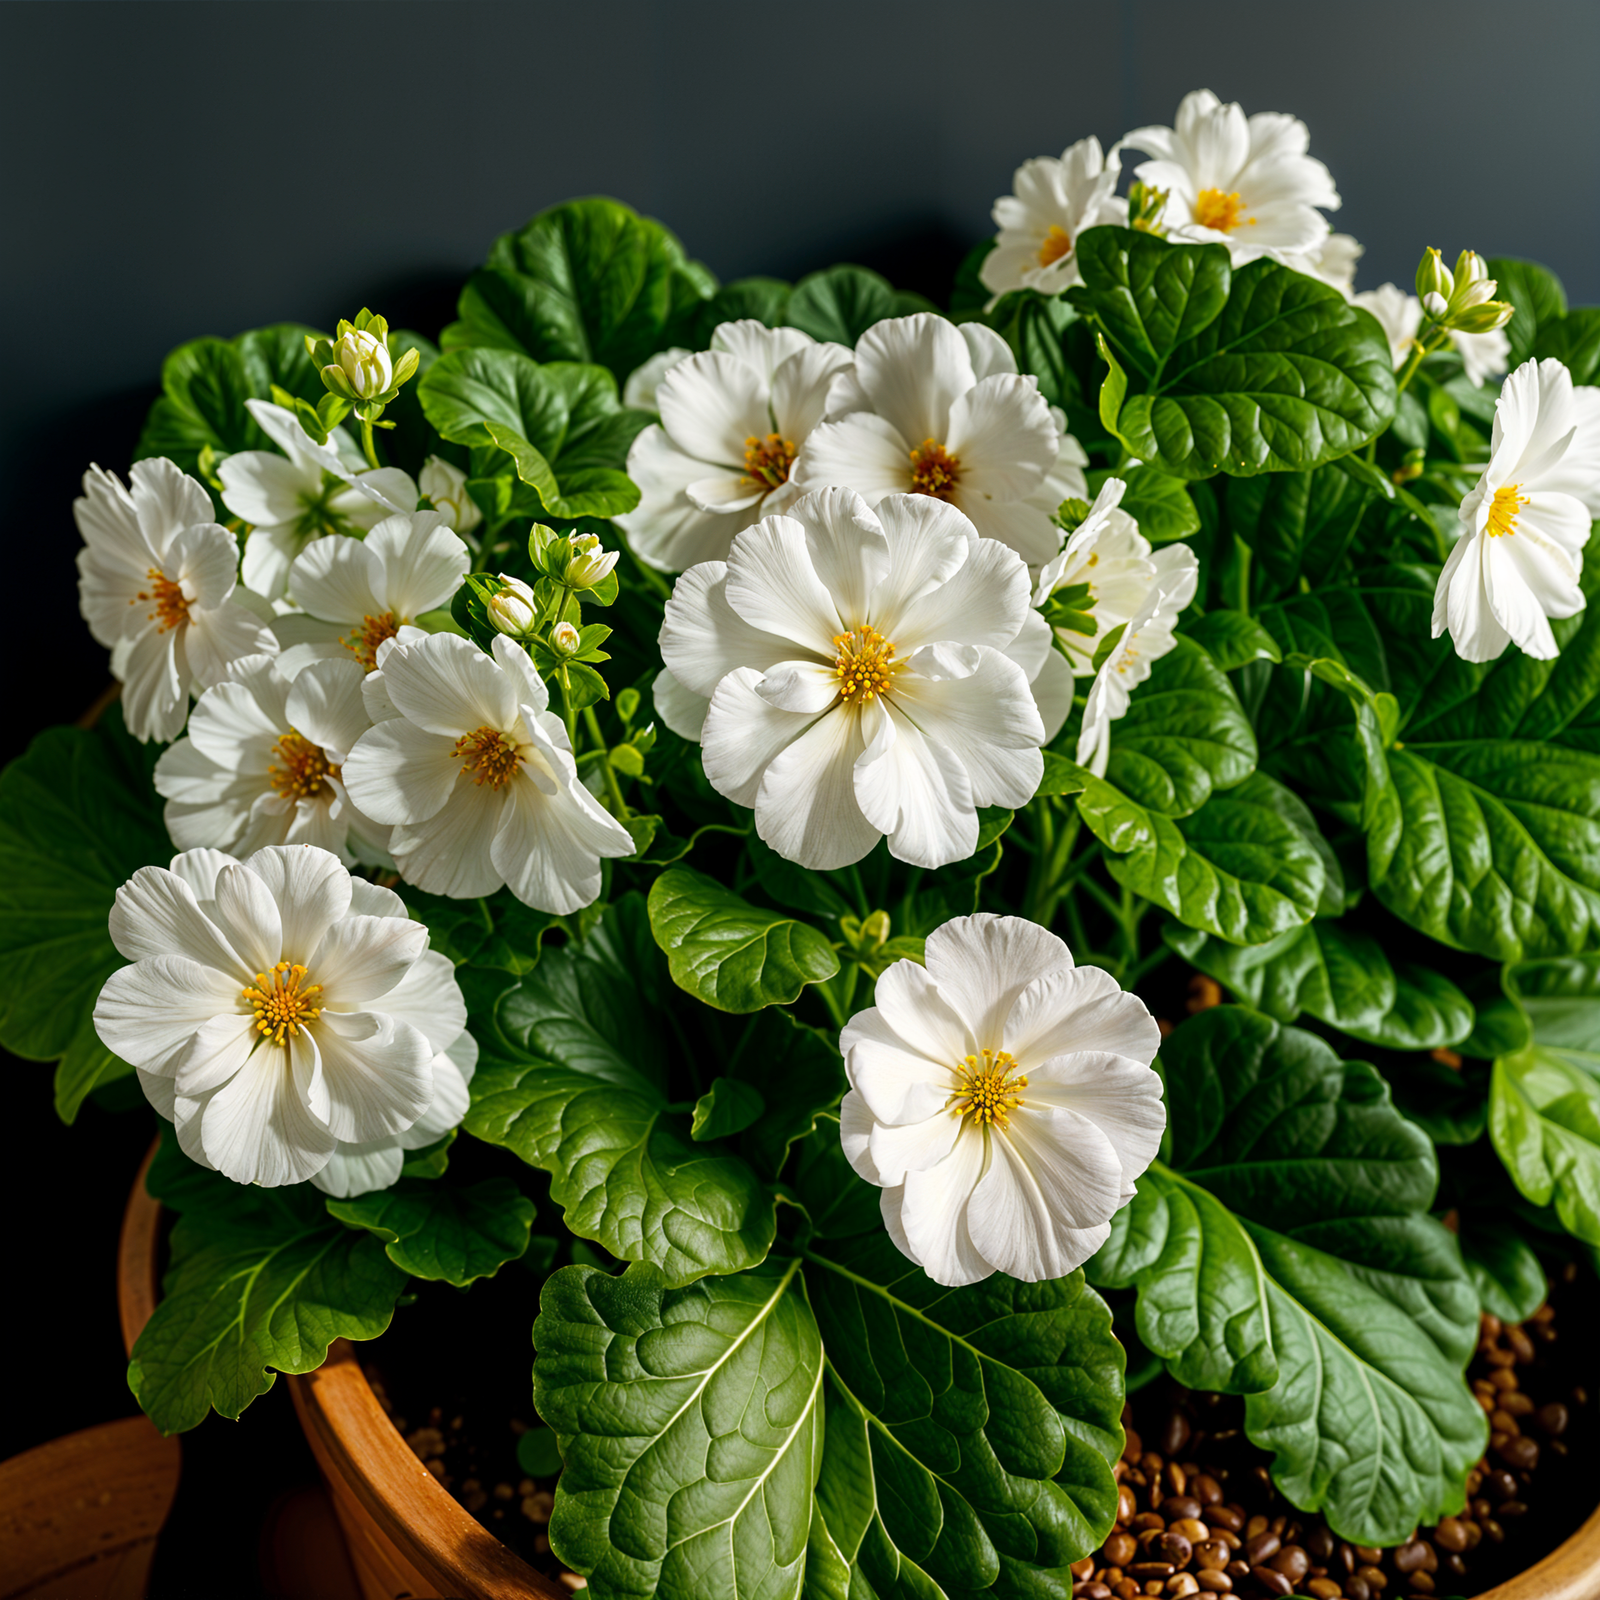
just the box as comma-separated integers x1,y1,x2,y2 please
1121,89,1341,266
1434,357,1600,663
657,489,1047,871
94,844,473,1191
840,913,1165,1287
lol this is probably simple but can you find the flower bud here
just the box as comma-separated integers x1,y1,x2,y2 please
1453,250,1490,286
1452,300,1515,334
1415,247,1454,304
1127,181,1169,237
487,575,537,637
550,621,582,656
335,328,392,400
563,532,619,590
1422,291,1450,320
419,456,483,536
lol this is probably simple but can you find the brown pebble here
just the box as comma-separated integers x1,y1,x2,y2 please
1171,1519,1211,1545
1209,1507,1244,1533
1443,1555,1467,1577
1073,1585,1111,1600
1251,1567,1292,1597
1192,1474,1223,1507
424,1458,446,1480
1486,1345,1515,1368
1153,1534,1192,1568
1244,1516,1270,1541
1357,1566,1386,1591
1463,1523,1482,1550
1552,1439,1569,1456
1484,1469,1518,1503
1162,1498,1204,1524
1225,1562,1251,1583
1499,1500,1528,1519
1073,1560,1098,1581
1243,1533,1281,1565
1105,1569,1125,1586
1482,1520,1505,1544
1166,1464,1189,1499
1304,1528,1335,1563
1120,1486,1139,1523
525,1489,554,1523
1105,1535,1139,1568
1145,1585,1165,1597
1489,1366,1517,1390
1394,1543,1436,1576
1537,1402,1569,1436
1194,1541,1231,1570
1334,1544,1355,1575
1352,1547,1381,1568
1135,1513,1167,1533
1431,1518,1468,1553
1161,1412,1193,1457
1269,1547,1309,1583
1130,1565,1177,1582
1496,1435,1539,1471
1307,1582,1342,1600
1507,1326,1535,1362
1344,1578,1371,1600
1490,1409,1520,1435
1196,1572,1231,1593
1123,1429,1145,1463
1407,1574,1434,1595
406,1427,446,1458
1501,1392,1534,1417
1166,1577,1199,1599
1142,1453,1166,1476
492,1483,514,1501
1115,1583,1140,1600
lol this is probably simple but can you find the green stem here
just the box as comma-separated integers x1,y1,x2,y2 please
557,666,579,751
1234,535,1252,619
359,418,382,471
582,705,630,818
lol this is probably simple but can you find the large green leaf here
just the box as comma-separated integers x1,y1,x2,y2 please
0,709,171,1120
129,1132,407,1434
418,348,649,520
461,901,776,1285
648,865,840,1012
1080,771,1326,944
326,1177,535,1288
1104,636,1256,816
1227,460,1377,598
784,265,934,347
1075,228,1395,478
1458,1219,1548,1323
1502,954,1600,1075
1487,256,1566,369
803,1232,1123,1599
535,1259,822,1600
1089,1007,1485,1544
1167,919,1474,1051
447,198,714,382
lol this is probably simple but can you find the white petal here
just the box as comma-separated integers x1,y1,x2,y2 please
615,426,751,574
853,313,976,446
312,913,428,1003
172,1011,268,1097
872,957,978,1077
960,323,1019,381
491,768,631,914
1025,1050,1166,1185
790,413,912,504
753,701,880,869
375,948,467,1054
653,667,710,741
380,632,517,737
945,375,1057,504
109,865,250,975
129,457,214,554
839,1089,886,1184
781,489,892,626
863,494,978,638
364,512,471,619
700,667,817,807
287,658,372,759
659,560,797,699
309,1140,405,1198
843,1006,958,1126
687,473,765,514
657,350,771,467
1003,963,1161,1069
209,859,286,974
220,450,315,527
883,524,1031,653
756,660,845,715
290,534,382,624
198,1035,338,1186
723,514,845,656
342,718,460,826
312,1009,435,1141
770,342,854,440
167,848,239,902
711,319,814,381
854,700,978,869
924,914,1074,1052
898,1130,992,1286
240,844,354,961
868,1105,964,1187
390,782,506,898
94,956,241,1073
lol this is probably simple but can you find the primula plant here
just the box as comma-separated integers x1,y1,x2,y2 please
11,84,1600,1598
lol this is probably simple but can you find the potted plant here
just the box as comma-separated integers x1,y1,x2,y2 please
13,85,1600,1600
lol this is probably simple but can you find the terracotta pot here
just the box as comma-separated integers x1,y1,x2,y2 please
117,1148,1600,1600
119,1142,561,1599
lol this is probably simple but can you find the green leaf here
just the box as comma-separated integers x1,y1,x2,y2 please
1090,772,1326,945
0,709,172,1118
1096,463,1201,543
804,1231,1124,1592
325,1177,535,1288
1227,461,1377,597
1075,228,1396,478
517,1425,565,1479
1486,257,1566,368
1503,955,1600,1075
419,349,649,519
1458,1220,1548,1324
535,1259,822,1600
1182,610,1284,671
648,864,839,1012
1089,1007,1485,1544
1532,307,1600,386
1104,636,1257,815
130,1136,406,1434
784,265,934,347
395,884,565,975
688,276,793,344
691,1076,766,1142
133,337,259,474
449,198,714,382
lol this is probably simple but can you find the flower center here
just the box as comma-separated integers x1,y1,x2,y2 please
1036,224,1074,269
949,1048,1028,1129
243,961,324,1045
131,568,191,633
1194,187,1252,233
909,439,961,500
1485,483,1528,538
743,433,797,491
269,730,337,800
342,611,399,672
833,625,900,705
453,725,521,789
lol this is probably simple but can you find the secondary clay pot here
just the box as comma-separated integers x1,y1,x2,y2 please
117,1146,1600,1600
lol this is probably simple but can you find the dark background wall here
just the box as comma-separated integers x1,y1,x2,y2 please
4,2,1598,1591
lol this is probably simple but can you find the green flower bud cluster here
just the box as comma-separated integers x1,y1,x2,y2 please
1127,181,1168,237
1415,248,1514,335
305,309,421,428
529,524,621,592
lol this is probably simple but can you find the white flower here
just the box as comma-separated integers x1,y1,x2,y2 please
274,511,471,676
341,632,634,910
793,313,1075,566
75,457,277,743
616,321,852,572
1076,558,1201,776
1353,283,1510,390
218,400,418,599
1033,478,1199,675
94,844,469,1190
1434,357,1600,663
154,653,389,866
1122,89,1340,265
657,489,1046,871
488,574,538,637
623,347,693,411
840,913,1164,1287
979,136,1128,300
1283,231,1364,296
334,327,393,399
419,455,483,539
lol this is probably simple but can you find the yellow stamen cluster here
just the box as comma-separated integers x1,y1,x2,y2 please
342,611,399,672
453,725,521,789
1485,483,1529,538
833,625,899,705
131,568,190,633
949,1048,1028,1129
268,730,336,800
909,439,961,501
1036,224,1074,269
243,962,323,1045
1194,188,1252,234
743,433,797,491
